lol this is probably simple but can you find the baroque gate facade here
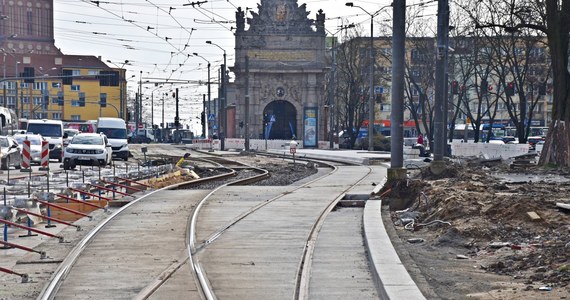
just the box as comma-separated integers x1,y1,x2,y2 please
229,0,328,147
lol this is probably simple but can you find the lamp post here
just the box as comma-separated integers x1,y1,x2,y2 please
106,60,130,120
136,70,142,132
206,40,227,150
346,2,392,151
1,48,19,116
193,53,211,139
326,24,355,149
149,85,162,128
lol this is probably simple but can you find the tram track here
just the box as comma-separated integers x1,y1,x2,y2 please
36,151,380,300
36,152,273,299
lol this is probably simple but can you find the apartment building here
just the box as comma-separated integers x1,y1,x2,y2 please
0,0,126,124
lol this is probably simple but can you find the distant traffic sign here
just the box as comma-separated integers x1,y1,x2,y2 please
208,114,215,121
270,115,276,122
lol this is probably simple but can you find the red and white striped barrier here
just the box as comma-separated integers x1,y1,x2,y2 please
40,140,49,170
21,139,31,170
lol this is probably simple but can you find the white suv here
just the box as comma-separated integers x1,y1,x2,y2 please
63,133,112,170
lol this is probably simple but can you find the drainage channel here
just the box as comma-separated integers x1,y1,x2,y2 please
336,193,370,208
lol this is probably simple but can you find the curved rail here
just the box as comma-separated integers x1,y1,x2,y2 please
294,166,374,300
37,154,239,299
39,151,368,300
185,157,358,300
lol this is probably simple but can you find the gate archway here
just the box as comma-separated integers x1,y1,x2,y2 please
263,100,297,140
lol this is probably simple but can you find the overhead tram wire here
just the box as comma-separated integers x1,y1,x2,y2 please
76,0,199,81
77,0,193,56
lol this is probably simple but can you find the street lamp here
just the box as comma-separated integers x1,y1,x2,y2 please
106,60,130,119
206,40,227,149
326,24,355,149
193,53,211,139
149,85,163,127
346,2,392,151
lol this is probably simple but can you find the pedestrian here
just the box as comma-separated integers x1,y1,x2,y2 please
175,152,191,168
413,133,426,157
417,133,424,146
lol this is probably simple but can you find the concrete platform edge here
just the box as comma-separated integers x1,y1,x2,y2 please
363,200,426,300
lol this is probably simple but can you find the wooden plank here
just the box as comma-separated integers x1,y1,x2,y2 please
527,211,541,221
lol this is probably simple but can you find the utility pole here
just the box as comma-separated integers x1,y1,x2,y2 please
388,0,407,180
433,0,450,164
202,94,206,138
244,56,250,151
175,88,179,142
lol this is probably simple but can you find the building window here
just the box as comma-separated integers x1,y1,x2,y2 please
20,83,29,89
7,96,16,105
88,70,99,76
34,97,43,105
34,113,49,119
72,70,81,76
51,97,59,104
2,82,16,89
22,112,30,119
71,85,80,91
33,82,48,90
52,112,62,120
27,10,33,35
52,82,61,88
380,104,392,111
71,115,81,121
380,48,391,56
71,100,80,107
22,97,29,104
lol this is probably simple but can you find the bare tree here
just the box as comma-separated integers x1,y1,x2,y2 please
334,31,370,149
464,0,566,167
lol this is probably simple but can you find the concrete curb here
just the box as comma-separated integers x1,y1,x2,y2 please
363,200,426,299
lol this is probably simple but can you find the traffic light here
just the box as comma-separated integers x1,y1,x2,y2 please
200,111,205,127
451,80,459,94
506,82,515,96
79,92,86,107
100,93,107,107
239,121,244,128
174,116,180,128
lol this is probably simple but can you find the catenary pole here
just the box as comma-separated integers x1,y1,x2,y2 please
389,0,406,180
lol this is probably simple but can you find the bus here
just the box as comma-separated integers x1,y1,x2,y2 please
452,123,506,142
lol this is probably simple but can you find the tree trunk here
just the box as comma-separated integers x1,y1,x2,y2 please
538,0,570,167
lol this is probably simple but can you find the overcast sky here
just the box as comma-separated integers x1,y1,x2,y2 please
52,0,435,131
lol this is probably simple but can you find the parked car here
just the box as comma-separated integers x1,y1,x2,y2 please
63,128,80,147
96,117,129,161
26,119,66,162
0,136,22,170
64,128,80,138
13,133,43,165
63,133,112,170
527,136,545,150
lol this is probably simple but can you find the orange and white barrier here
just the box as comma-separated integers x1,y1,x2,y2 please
21,139,31,170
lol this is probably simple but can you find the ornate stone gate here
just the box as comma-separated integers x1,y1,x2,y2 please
228,0,328,147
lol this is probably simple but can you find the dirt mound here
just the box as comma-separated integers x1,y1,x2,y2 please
390,162,570,297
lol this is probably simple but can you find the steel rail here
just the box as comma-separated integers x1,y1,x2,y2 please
37,159,237,300
294,166,374,300
185,156,347,300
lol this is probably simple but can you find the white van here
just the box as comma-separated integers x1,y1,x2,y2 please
96,117,129,161
26,119,65,162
